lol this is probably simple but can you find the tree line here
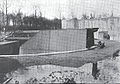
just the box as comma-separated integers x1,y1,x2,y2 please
2,12,61,31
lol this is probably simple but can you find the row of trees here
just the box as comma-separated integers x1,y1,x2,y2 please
2,11,114,31
6,12,61,30
0,0,61,31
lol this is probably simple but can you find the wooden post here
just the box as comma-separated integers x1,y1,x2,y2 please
92,62,99,80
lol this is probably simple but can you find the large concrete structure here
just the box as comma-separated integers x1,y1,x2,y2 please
62,17,120,41
20,29,98,54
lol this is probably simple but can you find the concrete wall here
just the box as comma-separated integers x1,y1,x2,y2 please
20,29,87,54
0,41,19,55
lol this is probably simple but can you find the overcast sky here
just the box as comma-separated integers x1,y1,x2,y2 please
0,0,120,19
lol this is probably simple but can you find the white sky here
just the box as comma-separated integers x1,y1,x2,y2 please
0,0,120,19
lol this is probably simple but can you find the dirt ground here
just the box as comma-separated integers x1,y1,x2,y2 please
6,40,120,68
1,39,120,83
9,56,120,83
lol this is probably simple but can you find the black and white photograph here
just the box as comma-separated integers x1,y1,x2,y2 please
0,0,120,83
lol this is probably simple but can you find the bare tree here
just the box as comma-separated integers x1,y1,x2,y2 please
5,0,8,26
33,4,42,17
0,1,5,26
0,0,10,27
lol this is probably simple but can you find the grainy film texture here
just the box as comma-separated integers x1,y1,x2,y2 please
0,0,120,84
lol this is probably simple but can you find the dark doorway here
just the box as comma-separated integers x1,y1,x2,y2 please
86,29,94,48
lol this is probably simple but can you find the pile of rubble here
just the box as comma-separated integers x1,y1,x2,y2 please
25,70,78,84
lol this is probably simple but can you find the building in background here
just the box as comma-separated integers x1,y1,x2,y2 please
62,16,120,41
